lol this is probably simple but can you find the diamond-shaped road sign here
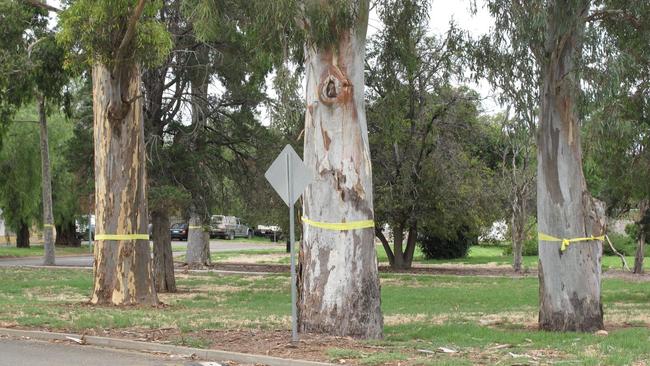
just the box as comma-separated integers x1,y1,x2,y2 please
265,144,313,206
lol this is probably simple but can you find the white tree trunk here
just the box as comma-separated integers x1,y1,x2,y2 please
38,95,55,265
537,0,604,331
299,1,383,339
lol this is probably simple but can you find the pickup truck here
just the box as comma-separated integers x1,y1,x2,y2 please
210,215,252,240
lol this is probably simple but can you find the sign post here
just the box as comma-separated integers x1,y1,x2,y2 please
265,145,313,343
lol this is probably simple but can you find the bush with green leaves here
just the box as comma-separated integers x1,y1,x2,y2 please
418,226,478,259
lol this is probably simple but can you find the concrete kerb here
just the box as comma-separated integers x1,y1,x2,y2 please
0,328,334,366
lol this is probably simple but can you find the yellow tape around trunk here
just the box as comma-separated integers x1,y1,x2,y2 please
302,217,374,231
538,232,605,252
94,234,150,241
43,224,55,228
188,226,202,229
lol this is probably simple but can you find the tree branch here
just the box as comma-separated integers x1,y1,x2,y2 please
113,0,148,75
21,0,61,13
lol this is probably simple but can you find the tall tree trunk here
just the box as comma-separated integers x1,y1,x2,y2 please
91,63,158,306
299,1,383,339
537,0,604,332
38,95,55,265
152,210,176,292
186,211,210,267
633,201,648,274
16,221,30,248
55,222,81,247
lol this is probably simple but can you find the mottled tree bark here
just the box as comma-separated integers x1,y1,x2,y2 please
38,95,55,265
186,211,210,267
537,0,604,332
16,221,30,248
152,210,176,292
299,0,383,339
91,63,158,306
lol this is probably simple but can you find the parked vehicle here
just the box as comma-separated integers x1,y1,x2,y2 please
256,225,283,241
170,223,189,241
210,215,252,240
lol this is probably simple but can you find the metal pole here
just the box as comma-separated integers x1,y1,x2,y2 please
287,154,298,343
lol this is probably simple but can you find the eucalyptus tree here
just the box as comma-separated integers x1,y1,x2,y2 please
485,0,608,331
59,0,172,305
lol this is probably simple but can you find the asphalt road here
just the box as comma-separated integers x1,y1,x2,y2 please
0,240,284,267
0,338,221,366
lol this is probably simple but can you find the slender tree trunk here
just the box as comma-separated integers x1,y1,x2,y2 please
186,211,210,267
375,228,395,266
55,222,81,247
393,224,405,269
16,221,30,248
403,224,418,268
152,210,176,292
299,1,383,339
38,95,55,265
91,63,158,306
633,201,648,274
537,0,604,332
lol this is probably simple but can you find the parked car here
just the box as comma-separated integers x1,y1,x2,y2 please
210,215,252,240
170,223,189,241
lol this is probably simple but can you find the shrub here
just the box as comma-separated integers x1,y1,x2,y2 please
419,226,477,259
503,220,538,256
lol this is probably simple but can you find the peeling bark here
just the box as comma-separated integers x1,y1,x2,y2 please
537,0,603,332
91,63,158,306
299,1,383,339
152,210,176,292
38,95,55,265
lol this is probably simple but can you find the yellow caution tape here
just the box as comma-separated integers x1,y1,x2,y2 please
188,226,203,229
538,232,605,252
94,234,150,241
302,217,374,231
43,224,55,228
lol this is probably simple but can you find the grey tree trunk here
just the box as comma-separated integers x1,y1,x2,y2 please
633,201,648,274
537,0,604,332
299,1,383,339
511,204,526,272
152,210,176,292
186,211,210,267
38,95,55,265
91,63,158,306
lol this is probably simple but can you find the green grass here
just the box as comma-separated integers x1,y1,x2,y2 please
1,268,650,364
0,244,91,258
194,243,634,272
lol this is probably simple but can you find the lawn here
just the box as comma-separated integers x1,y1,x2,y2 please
0,267,649,365
198,244,633,272
0,244,91,258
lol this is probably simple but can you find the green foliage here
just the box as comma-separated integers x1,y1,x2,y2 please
303,0,364,48
58,0,172,71
418,226,477,259
0,104,78,233
148,185,190,215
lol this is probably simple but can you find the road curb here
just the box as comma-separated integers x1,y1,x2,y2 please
0,328,334,366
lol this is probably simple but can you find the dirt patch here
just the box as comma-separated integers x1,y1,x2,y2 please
220,254,287,264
